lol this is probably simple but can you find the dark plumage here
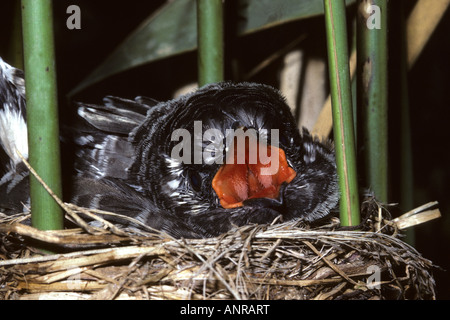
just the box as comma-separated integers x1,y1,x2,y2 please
0,58,339,238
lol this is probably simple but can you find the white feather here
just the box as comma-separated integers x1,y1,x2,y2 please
0,102,28,167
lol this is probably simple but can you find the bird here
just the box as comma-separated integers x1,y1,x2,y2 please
0,57,339,238
0,58,29,214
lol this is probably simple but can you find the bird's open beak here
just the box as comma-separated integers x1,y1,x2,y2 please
212,133,297,209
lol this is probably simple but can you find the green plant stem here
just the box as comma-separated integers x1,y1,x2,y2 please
196,0,224,86
323,0,360,226
22,0,63,230
399,0,414,245
357,0,388,203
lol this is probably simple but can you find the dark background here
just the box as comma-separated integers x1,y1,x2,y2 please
0,0,449,299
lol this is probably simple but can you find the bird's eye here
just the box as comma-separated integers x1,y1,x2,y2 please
189,171,202,192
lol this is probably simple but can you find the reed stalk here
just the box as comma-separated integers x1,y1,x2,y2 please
399,0,414,245
196,0,224,86
21,0,63,230
356,0,388,203
323,0,360,226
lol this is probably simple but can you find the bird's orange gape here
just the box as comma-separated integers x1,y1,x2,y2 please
212,136,297,209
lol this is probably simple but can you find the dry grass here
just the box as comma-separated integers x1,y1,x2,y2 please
0,196,438,300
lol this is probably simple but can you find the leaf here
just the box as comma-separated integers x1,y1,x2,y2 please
237,0,354,34
70,0,197,95
70,0,356,95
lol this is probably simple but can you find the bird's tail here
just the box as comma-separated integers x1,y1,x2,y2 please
71,96,158,181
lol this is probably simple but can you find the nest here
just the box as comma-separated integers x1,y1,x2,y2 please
0,194,440,300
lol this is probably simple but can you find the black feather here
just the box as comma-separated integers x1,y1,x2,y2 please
0,58,339,238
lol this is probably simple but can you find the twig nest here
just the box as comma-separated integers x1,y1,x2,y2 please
0,197,437,300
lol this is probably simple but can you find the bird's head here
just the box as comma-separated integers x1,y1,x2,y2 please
129,82,338,236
